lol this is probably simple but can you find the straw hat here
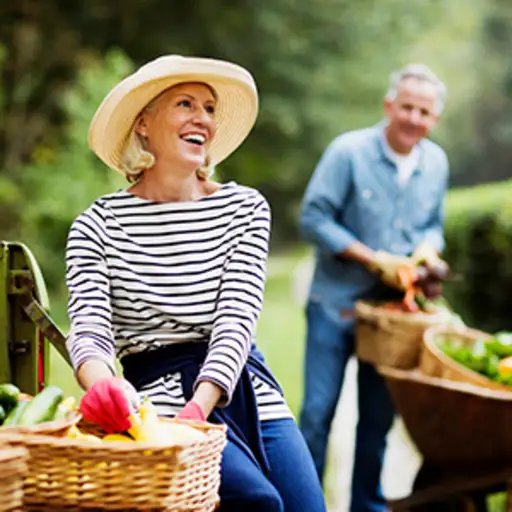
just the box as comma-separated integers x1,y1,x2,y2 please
88,55,259,174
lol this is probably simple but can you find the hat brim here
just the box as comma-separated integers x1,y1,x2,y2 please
88,56,259,174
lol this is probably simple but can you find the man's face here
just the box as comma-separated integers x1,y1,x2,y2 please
384,77,440,154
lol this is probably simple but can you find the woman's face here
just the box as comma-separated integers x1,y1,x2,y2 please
136,82,217,170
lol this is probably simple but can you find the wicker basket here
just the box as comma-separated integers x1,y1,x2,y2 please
0,418,227,511
0,446,29,512
355,300,454,369
420,325,512,391
379,365,512,467
0,410,81,438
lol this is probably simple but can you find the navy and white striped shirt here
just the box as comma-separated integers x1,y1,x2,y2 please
66,182,292,421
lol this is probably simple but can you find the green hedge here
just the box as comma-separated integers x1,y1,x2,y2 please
444,180,512,332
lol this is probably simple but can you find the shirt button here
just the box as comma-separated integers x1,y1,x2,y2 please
394,220,403,229
362,189,373,200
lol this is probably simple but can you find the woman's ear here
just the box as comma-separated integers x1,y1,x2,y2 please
134,115,149,138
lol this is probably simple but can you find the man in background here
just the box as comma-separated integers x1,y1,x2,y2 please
298,64,449,511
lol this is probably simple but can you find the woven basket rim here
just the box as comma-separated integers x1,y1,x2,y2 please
0,410,81,436
0,417,227,454
423,324,491,343
355,299,452,324
422,324,512,391
379,365,512,400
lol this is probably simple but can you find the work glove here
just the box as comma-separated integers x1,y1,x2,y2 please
368,250,417,291
176,400,206,422
79,376,140,433
412,241,450,281
411,241,442,266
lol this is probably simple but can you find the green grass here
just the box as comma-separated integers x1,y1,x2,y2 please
46,293,84,400
253,247,311,416
49,348,83,399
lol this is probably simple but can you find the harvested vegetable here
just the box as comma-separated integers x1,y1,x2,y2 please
438,331,512,386
0,383,77,427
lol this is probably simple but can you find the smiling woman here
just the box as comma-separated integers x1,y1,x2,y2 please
122,82,218,188
65,55,327,512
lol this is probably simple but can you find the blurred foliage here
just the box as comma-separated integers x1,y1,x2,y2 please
0,0,450,240
0,0,511,300
444,180,512,332
18,51,129,294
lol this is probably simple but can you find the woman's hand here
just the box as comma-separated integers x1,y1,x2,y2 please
176,400,206,422
79,376,140,433
176,381,223,422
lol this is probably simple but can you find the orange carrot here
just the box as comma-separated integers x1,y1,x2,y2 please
397,266,419,313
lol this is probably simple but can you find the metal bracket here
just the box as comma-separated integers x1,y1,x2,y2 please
8,269,33,295
8,269,71,365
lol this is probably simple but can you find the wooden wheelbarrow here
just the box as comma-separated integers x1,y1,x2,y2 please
379,366,512,511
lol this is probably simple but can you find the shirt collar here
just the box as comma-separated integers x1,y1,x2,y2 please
374,121,424,171
380,132,420,166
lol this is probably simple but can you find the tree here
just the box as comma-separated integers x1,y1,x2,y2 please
1,0,449,245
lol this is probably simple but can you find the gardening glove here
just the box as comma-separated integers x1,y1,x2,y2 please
368,250,416,291
79,376,140,434
411,241,442,266
412,241,450,281
176,401,206,422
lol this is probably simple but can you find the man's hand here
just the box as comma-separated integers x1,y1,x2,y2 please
368,251,416,290
412,241,450,281
411,241,441,266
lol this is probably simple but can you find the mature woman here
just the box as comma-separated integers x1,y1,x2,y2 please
65,55,327,512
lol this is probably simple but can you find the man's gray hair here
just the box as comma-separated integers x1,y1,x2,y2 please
386,64,447,114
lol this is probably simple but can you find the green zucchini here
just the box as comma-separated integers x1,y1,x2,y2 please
53,396,77,420
0,383,20,413
17,386,64,426
0,404,5,425
3,401,29,426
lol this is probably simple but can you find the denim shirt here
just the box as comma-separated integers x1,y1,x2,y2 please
299,123,449,325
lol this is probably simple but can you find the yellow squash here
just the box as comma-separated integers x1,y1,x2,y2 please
103,433,134,442
128,398,206,445
128,397,167,444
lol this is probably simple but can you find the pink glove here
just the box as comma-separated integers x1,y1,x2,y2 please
79,377,140,433
176,401,206,422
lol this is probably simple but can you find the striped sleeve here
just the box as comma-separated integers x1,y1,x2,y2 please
195,194,270,405
65,206,116,375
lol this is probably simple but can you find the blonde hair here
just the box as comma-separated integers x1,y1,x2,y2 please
119,89,215,183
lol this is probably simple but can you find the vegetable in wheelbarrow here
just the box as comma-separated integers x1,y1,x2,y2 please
486,332,512,358
438,331,512,386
